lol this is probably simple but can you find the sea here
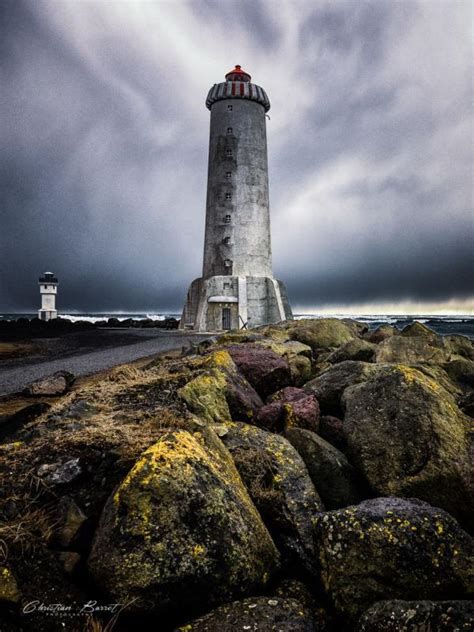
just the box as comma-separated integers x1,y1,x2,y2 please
1,313,473,339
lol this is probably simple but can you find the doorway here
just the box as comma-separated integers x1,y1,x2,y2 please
222,307,231,330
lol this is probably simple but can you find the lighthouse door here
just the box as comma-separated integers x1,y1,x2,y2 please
222,307,231,330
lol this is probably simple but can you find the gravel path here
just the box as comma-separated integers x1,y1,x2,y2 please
0,331,211,396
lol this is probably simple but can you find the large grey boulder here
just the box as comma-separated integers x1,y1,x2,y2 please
304,361,378,416
215,422,322,576
175,596,316,631
313,497,474,622
287,318,358,353
285,428,361,509
357,599,474,631
88,427,279,615
342,364,473,528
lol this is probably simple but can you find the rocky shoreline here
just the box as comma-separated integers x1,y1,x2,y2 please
0,318,472,631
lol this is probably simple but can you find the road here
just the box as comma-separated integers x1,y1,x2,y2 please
0,330,212,396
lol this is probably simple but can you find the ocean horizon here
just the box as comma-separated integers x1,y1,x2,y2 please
1,312,473,338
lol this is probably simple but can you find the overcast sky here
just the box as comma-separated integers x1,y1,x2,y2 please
1,0,472,314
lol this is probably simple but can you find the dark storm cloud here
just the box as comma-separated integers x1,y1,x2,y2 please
0,0,472,313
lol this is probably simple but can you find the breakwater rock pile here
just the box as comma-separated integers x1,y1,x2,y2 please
0,319,473,631
0,316,179,339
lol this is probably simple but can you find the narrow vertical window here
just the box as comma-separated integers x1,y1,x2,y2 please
226,149,233,157
223,236,231,244
224,214,231,223
225,193,231,200
226,171,231,179
226,127,233,134
227,104,233,111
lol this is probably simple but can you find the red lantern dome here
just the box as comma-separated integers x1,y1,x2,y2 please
225,64,251,82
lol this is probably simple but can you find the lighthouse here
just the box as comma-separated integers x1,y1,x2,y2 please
38,271,58,321
180,65,293,331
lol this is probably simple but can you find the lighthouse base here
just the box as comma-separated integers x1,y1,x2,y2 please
179,276,293,332
38,309,58,322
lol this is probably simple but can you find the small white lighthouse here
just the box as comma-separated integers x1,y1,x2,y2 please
38,272,58,321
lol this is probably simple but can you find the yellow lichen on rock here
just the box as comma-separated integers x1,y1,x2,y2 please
88,428,279,615
178,368,231,423
0,566,20,603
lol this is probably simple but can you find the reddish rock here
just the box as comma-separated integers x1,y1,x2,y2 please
225,345,292,398
255,400,284,430
267,386,308,404
256,387,319,432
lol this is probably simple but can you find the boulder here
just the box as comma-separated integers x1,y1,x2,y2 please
37,458,82,485
256,387,320,433
224,345,292,398
319,415,347,453
357,599,474,631
179,351,263,423
401,321,440,339
175,597,316,631
304,361,378,416
326,339,376,364
255,340,313,386
23,370,75,396
313,497,474,621
364,324,397,344
375,335,450,364
287,318,357,353
216,422,322,575
408,363,462,398
443,358,474,387
342,319,369,337
342,365,473,527
216,331,265,345
88,427,279,615
285,428,360,509
256,323,292,342
445,334,474,360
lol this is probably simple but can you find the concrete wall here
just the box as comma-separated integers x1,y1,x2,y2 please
202,98,272,279
179,274,292,331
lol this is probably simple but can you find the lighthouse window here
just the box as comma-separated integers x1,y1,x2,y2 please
224,259,232,268
224,214,231,223
223,236,231,244
226,127,233,134
227,104,233,111
226,171,231,179
226,149,233,157
225,193,232,200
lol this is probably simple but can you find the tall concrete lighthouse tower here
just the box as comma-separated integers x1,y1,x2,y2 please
180,65,293,331
38,271,58,321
